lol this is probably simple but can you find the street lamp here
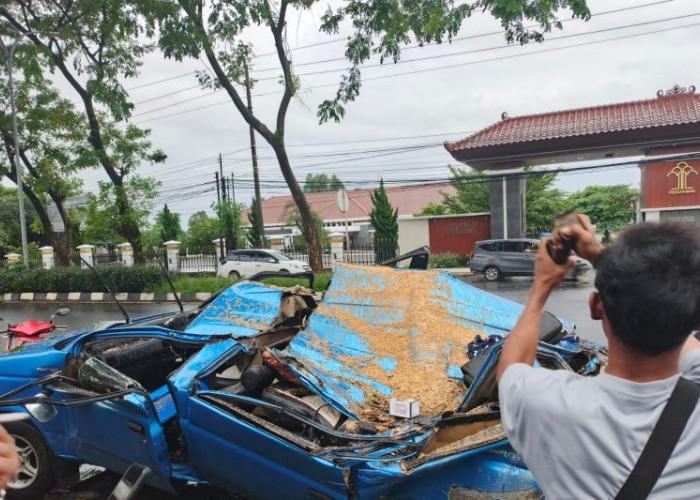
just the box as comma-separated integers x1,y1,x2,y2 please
0,33,30,268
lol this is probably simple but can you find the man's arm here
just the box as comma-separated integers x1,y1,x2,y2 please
496,240,573,382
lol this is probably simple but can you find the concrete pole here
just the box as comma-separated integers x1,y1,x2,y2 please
77,244,95,268
2,38,29,268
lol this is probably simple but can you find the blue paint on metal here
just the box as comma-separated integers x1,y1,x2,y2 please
185,282,283,336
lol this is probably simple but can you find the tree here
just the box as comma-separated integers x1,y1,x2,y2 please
370,180,398,262
0,1,166,260
83,175,160,247
0,65,93,264
140,0,589,272
419,167,567,235
184,211,219,249
156,204,182,243
281,200,328,249
568,185,637,230
214,200,245,252
304,173,344,193
523,169,569,236
246,198,265,248
0,184,40,256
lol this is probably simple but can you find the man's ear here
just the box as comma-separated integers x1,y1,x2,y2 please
590,292,605,321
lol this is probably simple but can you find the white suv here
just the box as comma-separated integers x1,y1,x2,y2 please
217,249,312,279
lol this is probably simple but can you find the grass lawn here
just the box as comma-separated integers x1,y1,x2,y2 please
146,272,332,294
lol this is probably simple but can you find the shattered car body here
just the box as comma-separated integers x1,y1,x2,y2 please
0,264,606,498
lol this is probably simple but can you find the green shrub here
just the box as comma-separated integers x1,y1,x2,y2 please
0,265,165,293
428,252,470,269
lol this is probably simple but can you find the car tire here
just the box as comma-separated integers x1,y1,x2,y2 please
483,266,502,282
228,270,240,280
5,421,55,499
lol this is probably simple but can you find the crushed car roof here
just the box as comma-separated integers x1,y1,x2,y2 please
277,264,573,420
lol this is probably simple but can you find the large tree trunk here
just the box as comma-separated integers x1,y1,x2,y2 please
271,144,323,272
52,196,73,266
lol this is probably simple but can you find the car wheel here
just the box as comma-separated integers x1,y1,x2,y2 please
279,269,289,273
5,421,55,499
483,266,501,282
228,270,240,280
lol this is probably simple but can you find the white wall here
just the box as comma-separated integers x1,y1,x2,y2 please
398,218,430,256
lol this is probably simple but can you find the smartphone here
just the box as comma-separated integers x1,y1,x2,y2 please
108,464,151,500
548,210,582,264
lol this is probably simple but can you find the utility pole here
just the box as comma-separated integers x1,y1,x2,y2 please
244,61,265,245
215,171,224,261
219,154,235,252
1,35,29,268
230,172,236,205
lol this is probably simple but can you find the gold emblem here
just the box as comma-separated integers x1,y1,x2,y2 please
667,162,698,195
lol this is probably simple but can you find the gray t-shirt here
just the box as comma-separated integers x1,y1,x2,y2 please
499,350,700,499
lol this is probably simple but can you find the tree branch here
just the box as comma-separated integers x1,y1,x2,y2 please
272,0,293,137
180,0,275,143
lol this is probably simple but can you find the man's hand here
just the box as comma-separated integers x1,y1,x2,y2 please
0,425,19,491
558,213,604,264
534,238,574,292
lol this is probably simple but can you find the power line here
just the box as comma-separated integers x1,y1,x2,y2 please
252,0,676,58
252,8,695,77
132,20,700,124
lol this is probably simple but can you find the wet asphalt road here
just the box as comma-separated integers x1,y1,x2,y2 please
0,275,605,498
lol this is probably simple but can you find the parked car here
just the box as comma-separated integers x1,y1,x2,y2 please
217,249,312,279
0,264,606,499
470,238,592,281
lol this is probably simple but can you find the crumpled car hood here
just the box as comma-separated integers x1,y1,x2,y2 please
185,282,285,337
276,263,573,421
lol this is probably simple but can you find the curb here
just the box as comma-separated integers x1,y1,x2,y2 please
0,292,211,303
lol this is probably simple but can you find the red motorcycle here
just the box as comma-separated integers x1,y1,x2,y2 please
0,307,71,350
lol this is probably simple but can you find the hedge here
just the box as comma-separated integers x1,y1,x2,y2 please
428,252,470,269
0,265,166,294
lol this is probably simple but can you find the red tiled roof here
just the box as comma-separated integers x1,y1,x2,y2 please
445,87,700,152
249,182,456,225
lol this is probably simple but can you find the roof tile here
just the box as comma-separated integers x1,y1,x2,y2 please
446,88,700,151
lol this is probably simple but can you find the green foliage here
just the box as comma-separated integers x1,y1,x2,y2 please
0,185,41,253
213,200,245,250
370,180,398,261
84,176,161,245
0,265,164,294
145,275,237,294
416,202,449,216
424,167,567,236
281,200,329,247
317,0,589,123
246,198,265,248
524,168,569,236
569,185,637,230
428,252,470,269
303,173,344,193
156,204,182,242
184,211,220,249
440,167,491,214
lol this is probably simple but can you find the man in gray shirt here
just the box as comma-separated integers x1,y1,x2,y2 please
497,217,700,499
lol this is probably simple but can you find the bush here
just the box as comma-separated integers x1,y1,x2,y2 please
428,252,470,269
0,265,165,294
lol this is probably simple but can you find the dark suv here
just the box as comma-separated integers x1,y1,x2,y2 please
470,238,589,281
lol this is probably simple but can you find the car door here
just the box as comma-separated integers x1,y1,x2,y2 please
236,251,258,277
253,251,278,273
497,241,527,273
43,368,174,493
168,341,348,499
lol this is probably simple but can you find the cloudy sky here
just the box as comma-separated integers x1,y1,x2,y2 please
62,0,700,222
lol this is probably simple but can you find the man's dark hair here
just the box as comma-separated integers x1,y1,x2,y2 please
595,221,700,355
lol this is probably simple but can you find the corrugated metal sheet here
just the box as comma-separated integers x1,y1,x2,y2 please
185,282,283,337
277,264,573,418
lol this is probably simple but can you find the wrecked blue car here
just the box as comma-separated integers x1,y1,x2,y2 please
0,264,606,499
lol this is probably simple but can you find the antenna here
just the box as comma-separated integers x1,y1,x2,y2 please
79,257,130,324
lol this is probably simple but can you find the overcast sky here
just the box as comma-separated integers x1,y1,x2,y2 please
47,0,700,223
